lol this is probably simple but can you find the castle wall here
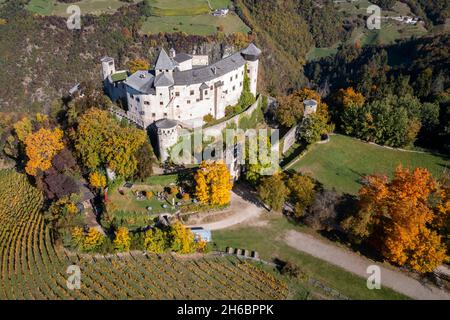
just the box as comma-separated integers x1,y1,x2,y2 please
126,64,246,127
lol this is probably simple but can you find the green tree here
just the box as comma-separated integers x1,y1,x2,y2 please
287,173,316,217
258,173,289,211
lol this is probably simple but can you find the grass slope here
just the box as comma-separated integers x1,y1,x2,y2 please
27,0,136,16
289,134,450,195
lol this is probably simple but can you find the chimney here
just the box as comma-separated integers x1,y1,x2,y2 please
169,48,176,58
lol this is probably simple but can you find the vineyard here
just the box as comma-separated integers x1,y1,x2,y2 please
0,170,287,300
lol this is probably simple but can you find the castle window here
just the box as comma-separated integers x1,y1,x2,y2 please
109,62,113,66
190,90,194,96
247,69,250,74
164,113,168,117
144,101,150,105
152,113,156,117
140,111,145,115
136,97,140,102
187,100,191,104
130,94,134,99
240,82,242,87
175,92,180,97
165,69,169,72
177,105,180,108
210,86,213,90
232,86,235,91
205,90,208,95
230,76,232,82
235,74,238,79
160,102,163,106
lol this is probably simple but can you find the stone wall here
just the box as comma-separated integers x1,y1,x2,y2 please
280,124,299,155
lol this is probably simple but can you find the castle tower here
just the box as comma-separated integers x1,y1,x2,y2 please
241,43,262,96
155,119,179,162
101,56,116,80
303,99,318,117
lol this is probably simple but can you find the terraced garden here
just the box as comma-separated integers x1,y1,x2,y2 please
0,169,287,299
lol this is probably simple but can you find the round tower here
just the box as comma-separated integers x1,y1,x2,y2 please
303,99,318,117
241,43,262,96
155,119,179,162
101,56,116,80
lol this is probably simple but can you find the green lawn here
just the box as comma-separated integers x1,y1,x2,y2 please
288,134,450,195
141,12,250,35
213,214,408,300
26,0,136,16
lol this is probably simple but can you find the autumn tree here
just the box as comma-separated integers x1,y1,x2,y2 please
335,87,365,109
194,161,233,206
113,226,131,252
24,127,64,176
169,222,196,254
89,171,106,190
144,228,167,253
342,166,447,273
74,108,146,178
82,228,105,252
287,173,316,217
276,88,321,127
258,173,289,211
127,58,150,74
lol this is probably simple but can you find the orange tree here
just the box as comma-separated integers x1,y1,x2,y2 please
194,161,233,206
24,127,64,176
276,88,323,127
342,166,448,273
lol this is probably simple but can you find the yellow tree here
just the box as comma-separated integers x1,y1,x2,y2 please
194,161,233,205
169,222,196,254
13,117,32,143
113,226,131,252
144,228,167,253
24,127,64,176
89,171,107,190
83,228,105,252
127,59,150,74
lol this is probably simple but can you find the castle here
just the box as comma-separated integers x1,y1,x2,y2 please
101,43,261,129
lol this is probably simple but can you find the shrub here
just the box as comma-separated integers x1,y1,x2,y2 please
182,193,190,201
203,114,215,124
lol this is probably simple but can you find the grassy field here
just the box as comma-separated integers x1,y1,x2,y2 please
288,134,450,195
213,214,408,300
0,169,288,300
26,0,136,16
306,1,429,61
141,12,249,35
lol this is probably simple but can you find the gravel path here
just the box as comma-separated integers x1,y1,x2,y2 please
284,230,450,300
188,190,264,230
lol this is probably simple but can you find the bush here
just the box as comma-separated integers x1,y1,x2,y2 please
203,114,215,124
279,261,301,278
182,193,190,201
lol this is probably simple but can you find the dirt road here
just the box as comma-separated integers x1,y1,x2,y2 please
284,230,450,300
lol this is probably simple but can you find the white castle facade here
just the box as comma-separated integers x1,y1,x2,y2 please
101,43,261,129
